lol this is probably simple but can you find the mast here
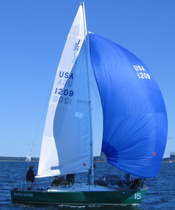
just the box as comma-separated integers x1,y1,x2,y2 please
81,2,94,185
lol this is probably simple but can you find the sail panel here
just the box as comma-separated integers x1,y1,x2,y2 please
53,42,91,175
89,62,103,157
37,5,90,177
89,33,168,178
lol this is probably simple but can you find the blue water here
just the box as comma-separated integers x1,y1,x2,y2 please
0,161,175,210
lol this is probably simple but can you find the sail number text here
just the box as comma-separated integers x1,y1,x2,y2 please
54,88,74,105
133,65,151,80
55,88,74,97
134,192,142,200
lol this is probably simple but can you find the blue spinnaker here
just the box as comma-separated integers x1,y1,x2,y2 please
89,33,168,178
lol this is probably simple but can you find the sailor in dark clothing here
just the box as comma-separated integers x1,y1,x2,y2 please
66,174,75,184
26,166,35,190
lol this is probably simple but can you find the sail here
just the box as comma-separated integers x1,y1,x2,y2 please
89,33,168,178
37,4,90,177
89,62,103,157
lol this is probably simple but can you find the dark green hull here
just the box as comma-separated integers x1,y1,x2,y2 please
11,189,147,205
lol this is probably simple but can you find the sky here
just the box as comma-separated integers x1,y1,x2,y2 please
0,0,174,158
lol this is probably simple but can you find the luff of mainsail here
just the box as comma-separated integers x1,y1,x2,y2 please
37,4,91,178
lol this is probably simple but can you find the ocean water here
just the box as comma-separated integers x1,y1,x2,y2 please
0,161,175,210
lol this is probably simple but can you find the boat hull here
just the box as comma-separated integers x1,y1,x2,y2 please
11,189,147,205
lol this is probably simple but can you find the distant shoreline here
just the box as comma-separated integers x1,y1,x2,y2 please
0,156,174,163
0,156,39,162
0,160,38,162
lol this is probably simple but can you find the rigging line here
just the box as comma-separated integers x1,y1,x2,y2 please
28,87,52,158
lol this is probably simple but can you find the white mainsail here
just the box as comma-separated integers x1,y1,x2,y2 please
37,4,90,177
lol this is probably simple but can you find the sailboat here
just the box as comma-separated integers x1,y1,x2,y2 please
11,3,167,205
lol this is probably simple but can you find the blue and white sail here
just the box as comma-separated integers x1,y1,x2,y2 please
37,4,92,177
37,3,167,179
89,33,168,178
